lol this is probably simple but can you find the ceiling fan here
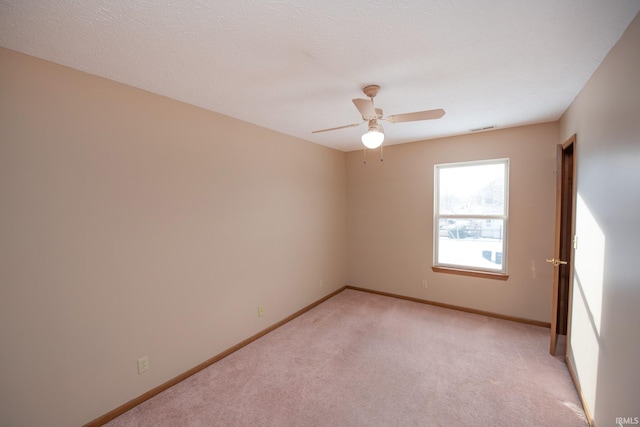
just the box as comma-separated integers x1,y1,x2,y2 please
312,85,445,149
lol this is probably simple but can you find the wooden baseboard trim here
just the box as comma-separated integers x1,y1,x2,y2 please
345,286,551,328
86,285,549,425
565,354,595,427
84,287,347,427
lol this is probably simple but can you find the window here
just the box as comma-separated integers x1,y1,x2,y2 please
434,159,509,277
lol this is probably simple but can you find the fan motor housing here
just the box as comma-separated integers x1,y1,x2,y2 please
363,85,380,98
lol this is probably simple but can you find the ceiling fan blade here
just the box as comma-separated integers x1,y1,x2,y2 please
386,108,446,124
352,98,377,119
312,122,363,134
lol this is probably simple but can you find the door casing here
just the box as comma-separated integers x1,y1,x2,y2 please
550,135,577,355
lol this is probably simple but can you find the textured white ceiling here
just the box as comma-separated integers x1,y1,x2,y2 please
1,1,639,151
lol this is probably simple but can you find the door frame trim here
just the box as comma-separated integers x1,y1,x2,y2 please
550,134,577,355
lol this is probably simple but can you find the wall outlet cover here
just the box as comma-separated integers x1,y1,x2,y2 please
137,356,149,374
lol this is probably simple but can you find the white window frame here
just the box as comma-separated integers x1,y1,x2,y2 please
433,158,509,277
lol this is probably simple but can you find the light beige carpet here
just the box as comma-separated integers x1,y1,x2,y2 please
106,289,588,426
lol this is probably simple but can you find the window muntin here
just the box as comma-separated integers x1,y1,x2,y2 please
434,159,509,274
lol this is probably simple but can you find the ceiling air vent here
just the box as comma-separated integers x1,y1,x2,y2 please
470,125,497,132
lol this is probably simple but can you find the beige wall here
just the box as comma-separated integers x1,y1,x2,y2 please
346,123,559,322
0,47,347,427
559,12,640,425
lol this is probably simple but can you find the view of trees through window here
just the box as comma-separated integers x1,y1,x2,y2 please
434,159,508,273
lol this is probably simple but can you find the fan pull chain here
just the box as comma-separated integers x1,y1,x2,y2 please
380,145,384,162
363,148,367,164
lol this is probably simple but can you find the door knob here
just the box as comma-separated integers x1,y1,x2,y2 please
546,258,568,267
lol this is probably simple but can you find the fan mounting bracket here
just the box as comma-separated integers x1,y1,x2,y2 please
362,85,380,98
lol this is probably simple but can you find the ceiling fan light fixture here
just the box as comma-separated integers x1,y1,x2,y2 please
311,85,445,150
361,120,384,149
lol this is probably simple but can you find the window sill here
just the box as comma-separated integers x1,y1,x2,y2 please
432,266,509,281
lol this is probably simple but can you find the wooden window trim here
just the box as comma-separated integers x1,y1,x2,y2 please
433,158,509,275
432,266,509,281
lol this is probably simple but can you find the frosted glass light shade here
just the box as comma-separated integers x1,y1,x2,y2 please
361,130,384,149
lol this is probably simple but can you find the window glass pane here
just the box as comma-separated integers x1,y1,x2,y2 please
439,163,505,215
437,218,504,270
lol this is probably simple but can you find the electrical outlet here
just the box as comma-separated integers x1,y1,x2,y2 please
137,356,149,374
319,279,324,288
258,306,264,317
422,279,428,289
